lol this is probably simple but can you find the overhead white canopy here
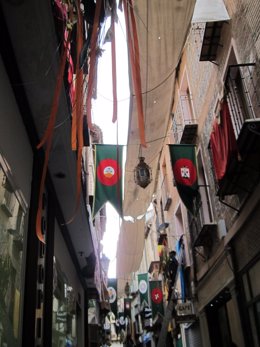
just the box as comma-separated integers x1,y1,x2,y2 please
123,0,196,218
116,218,145,278
117,1,196,291
192,0,230,23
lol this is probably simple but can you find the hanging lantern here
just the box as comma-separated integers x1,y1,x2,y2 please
134,157,152,188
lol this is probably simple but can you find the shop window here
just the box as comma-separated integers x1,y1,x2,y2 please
242,260,260,346
52,258,77,347
0,155,27,347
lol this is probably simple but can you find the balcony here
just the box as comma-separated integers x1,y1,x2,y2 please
161,175,172,211
173,94,197,144
180,122,198,144
189,201,217,249
199,21,225,62
215,64,260,198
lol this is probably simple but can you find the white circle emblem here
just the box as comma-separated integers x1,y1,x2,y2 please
107,286,117,303
119,316,125,325
103,166,115,178
139,279,148,294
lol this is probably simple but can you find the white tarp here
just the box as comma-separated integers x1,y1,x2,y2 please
123,0,196,218
116,218,145,279
192,0,230,23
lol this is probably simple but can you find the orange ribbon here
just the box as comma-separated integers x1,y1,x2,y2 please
36,30,71,243
111,9,118,123
123,0,146,147
86,0,102,129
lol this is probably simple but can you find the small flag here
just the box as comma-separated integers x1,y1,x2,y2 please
138,273,149,306
107,278,117,317
169,144,200,215
149,281,164,319
93,145,123,217
144,306,152,319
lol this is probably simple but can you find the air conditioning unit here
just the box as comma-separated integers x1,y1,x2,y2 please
217,219,227,239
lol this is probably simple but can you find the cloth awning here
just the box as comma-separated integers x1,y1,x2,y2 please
116,218,145,277
123,0,196,218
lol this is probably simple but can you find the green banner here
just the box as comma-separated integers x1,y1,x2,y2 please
138,273,149,307
107,278,117,317
93,144,123,217
169,144,200,215
149,280,164,319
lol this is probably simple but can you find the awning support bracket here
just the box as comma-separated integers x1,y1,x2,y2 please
219,197,240,213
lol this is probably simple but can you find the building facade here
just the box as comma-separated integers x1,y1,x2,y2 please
125,1,260,347
0,1,109,346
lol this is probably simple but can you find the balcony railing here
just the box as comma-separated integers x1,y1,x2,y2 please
172,94,198,144
226,64,260,138
160,175,172,211
188,188,217,249
214,63,260,198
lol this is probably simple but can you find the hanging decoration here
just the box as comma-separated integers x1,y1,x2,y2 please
169,144,200,215
36,2,73,243
134,157,152,189
123,0,146,147
111,1,118,123
86,0,102,129
93,144,123,217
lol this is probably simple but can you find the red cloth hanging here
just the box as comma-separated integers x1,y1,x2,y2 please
210,99,238,181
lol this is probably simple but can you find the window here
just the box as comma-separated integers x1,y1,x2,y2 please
52,258,77,347
197,151,213,226
242,260,260,346
0,155,27,347
224,48,258,138
172,71,197,144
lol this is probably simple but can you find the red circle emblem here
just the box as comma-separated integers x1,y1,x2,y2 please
151,288,163,304
173,159,197,186
97,159,121,186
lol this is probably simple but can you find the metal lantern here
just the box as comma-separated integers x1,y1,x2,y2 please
134,157,152,188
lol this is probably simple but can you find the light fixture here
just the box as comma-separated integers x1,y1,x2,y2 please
134,157,152,189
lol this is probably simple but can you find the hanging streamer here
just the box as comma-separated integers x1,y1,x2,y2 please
86,0,102,129
123,0,146,147
73,0,84,219
111,6,118,123
36,26,72,242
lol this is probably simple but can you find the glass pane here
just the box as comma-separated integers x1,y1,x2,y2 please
242,273,251,302
0,164,26,347
249,306,259,347
249,261,260,298
52,258,77,347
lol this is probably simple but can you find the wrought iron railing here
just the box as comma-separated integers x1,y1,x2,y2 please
225,63,260,138
188,186,213,246
172,93,197,144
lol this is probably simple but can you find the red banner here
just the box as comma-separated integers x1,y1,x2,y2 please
210,99,237,181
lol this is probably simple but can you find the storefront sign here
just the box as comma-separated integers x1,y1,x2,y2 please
176,301,193,316
175,314,196,324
